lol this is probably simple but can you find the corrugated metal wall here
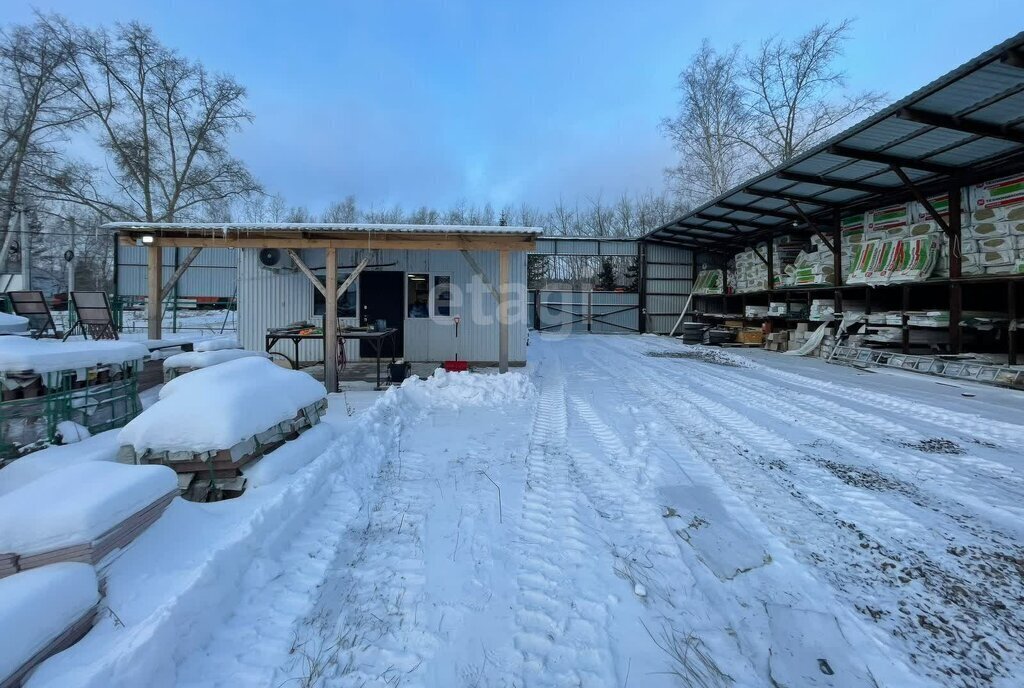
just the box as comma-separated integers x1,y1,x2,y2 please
643,242,693,334
533,238,638,256
238,248,529,364
117,245,237,298
533,290,639,333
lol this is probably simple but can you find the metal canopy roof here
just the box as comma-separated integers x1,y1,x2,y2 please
645,31,1024,251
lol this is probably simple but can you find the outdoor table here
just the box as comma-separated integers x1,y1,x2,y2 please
265,326,399,389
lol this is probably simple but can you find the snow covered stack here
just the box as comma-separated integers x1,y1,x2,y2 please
0,563,99,688
118,357,328,498
162,348,269,381
0,462,176,578
0,312,29,335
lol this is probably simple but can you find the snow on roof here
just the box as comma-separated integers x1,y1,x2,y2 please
0,338,149,374
0,562,99,683
119,356,326,454
103,222,543,236
0,461,177,556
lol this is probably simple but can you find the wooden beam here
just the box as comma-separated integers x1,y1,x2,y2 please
695,212,779,229
668,223,742,237
159,247,202,301
146,244,161,340
286,249,326,297
827,144,957,175
118,234,536,252
742,186,839,206
787,201,835,252
716,201,802,220
776,171,892,194
460,250,500,302
890,166,952,237
324,248,338,393
337,257,368,298
1002,47,1024,70
498,249,509,373
898,107,1024,144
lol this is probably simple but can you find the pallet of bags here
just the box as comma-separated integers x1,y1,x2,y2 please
117,357,328,500
0,563,99,688
691,269,724,295
0,462,177,578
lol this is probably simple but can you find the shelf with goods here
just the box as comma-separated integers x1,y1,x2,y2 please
684,175,1024,363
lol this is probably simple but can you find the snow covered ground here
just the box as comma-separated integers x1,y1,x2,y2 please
23,334,1024,687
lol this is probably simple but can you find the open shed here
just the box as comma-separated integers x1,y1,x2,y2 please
103,223,540,390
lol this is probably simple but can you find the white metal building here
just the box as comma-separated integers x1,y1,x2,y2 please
104,223,541,388
237,246,530,364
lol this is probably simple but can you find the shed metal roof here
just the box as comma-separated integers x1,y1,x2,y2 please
645,32,1024,250
104,222,542,236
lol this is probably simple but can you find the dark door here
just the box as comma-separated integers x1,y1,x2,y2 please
359,271,404,358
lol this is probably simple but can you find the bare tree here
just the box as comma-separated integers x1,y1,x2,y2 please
662,40,750,205
743,20,885,165
663,20,886,203
36,18,259,221
0,17,83,257
321,195,358,223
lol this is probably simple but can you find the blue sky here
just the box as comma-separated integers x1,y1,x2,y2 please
7,1,1022,214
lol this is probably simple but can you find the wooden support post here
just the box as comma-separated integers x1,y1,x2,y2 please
637,241,647,334
286,249,326,297
832,211,843,314
1009,281,1018,366
460,250,500,302
337,257,369,299
324,248,338,393
892,166,952,238
498,250,510,373
147,244,161,341
901,285,911,354
947,184,963,354
160,247,202,301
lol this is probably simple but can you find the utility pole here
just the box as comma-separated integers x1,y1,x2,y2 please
0,208,18,275
19,203,31,290
67,217,77,325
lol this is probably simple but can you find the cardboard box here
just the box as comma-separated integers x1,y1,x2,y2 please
737,328,764,345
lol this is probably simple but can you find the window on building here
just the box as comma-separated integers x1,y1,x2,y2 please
312,277,358,318
433,275,451,316
407,273,429,317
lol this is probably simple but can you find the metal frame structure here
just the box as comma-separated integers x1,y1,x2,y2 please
103,222,539,389
642,32,1024,363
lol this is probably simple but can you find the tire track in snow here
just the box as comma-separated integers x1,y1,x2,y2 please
684,362,1024,526
612,341,1024,686
575,338,901,682
285,447,437,688
173,456,359,687
512,354,618,687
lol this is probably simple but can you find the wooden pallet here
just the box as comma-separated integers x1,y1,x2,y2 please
119,399,328,501
0,607,96,688
2,490,176,579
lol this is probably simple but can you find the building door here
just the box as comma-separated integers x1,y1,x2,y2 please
359,271,404,358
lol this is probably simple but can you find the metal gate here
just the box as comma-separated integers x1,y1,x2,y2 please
530,290,639,333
